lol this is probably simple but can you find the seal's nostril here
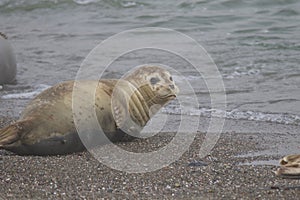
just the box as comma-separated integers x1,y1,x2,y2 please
169,84,175,89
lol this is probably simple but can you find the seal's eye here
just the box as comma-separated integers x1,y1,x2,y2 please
169,76,173,81
150,77,160,85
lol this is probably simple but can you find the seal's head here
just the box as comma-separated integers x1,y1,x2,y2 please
111,65,179,135
124,65,179,106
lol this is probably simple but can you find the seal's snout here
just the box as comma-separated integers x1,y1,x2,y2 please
172,83,180,96
168,74,179,96
167,84,179,100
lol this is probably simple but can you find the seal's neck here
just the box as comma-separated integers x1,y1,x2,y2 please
126,82,171,128
128,88,151,127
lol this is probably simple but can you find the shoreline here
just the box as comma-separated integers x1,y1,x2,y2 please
1,117,300,199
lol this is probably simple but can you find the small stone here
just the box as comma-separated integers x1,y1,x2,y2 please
107,188,113,193
174,183,180,188
188,161,208,167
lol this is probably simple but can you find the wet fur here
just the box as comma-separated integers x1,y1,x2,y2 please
0,66,178,156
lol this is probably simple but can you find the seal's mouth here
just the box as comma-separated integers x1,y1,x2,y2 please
167,94,177,100
168,86,179,99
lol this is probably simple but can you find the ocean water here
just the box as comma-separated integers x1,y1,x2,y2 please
0,0,299,127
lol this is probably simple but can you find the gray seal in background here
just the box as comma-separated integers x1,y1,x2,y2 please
0,32,16,84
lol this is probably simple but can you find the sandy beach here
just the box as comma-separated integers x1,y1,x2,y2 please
1,116,300,199
1,0,300,199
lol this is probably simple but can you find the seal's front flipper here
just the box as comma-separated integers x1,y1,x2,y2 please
0,120,31,147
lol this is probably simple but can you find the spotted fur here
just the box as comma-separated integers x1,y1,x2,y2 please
0,66,179,155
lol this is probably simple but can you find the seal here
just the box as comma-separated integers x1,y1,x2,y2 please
0,32,17,84
0,66,179,156
275,154,300,179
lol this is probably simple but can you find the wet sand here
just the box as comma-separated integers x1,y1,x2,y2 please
1,116,300,199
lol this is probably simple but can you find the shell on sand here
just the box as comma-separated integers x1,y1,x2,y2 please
275,154,300,179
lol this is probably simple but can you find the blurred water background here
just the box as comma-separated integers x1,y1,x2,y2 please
0,0,299,128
